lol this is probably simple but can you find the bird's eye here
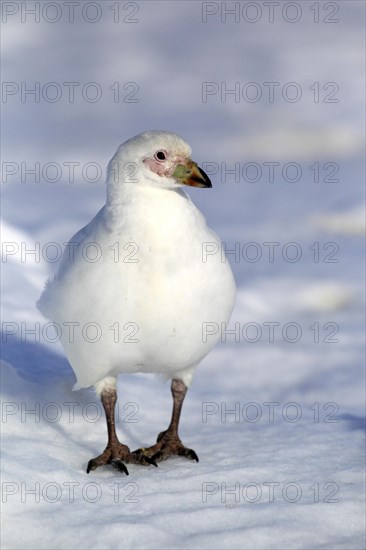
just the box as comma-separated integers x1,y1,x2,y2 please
155,150,167,161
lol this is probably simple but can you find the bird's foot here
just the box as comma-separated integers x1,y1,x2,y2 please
87,442,158,474
133,430,199,463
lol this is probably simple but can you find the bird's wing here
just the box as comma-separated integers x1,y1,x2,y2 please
56,206,106,279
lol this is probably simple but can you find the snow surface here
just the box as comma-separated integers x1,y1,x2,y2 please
1,2,365,549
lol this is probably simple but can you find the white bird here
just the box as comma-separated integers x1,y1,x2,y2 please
38,131,236,474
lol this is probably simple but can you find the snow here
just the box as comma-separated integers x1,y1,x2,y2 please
1,1,365,549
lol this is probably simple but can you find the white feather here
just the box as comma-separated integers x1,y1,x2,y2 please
37,131,236,392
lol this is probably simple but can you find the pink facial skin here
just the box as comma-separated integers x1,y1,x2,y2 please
143,154,187,178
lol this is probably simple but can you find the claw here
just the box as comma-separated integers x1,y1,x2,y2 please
86,459,98,474
185,449,199,462
151,450,163,463
111,458,129,475
145,456,158,467
131,449,158,467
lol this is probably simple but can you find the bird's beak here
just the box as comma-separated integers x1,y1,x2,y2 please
172,160,212,188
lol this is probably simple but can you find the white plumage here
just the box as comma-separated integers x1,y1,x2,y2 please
38,130,235,392
38,131,236,472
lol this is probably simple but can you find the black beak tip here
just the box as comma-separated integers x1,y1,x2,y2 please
200,168,212,188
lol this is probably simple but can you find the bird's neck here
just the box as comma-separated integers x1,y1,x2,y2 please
104,180,193,231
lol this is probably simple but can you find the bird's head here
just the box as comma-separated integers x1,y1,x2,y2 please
107,130,212,191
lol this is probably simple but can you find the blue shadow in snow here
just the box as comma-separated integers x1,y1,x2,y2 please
338,413,366,433
1,333,75,391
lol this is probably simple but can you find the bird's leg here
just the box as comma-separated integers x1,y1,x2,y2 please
87,387,157,474
133,379,199,463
